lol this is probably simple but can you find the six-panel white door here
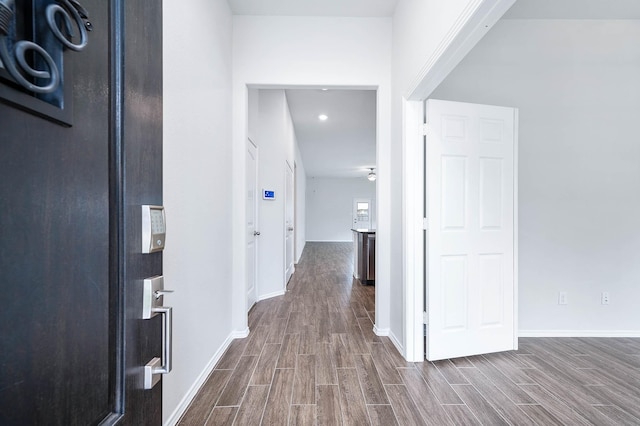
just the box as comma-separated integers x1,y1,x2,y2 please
426,99,517,361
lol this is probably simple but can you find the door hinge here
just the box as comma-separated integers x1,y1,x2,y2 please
422,122,429,136
422,218,428,230
423,311,428,325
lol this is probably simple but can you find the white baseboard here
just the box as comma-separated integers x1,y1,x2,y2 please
519,330,640,338
164,332,236,426
258,290,285,301
232,327,250,338
373,325,390,336
374,326,407,360
389,330,405,358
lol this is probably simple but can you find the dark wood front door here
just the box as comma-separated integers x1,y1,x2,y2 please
0,1,163,424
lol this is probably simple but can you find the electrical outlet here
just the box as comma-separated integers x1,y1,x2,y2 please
601,292,610,305
558,291,568,305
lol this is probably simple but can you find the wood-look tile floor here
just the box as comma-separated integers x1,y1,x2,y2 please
179,242,640,425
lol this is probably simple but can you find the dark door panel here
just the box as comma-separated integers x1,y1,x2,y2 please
0,0,163,424
119,0,165,421
0,0,111,423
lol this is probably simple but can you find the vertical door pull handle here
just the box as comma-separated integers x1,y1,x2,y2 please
144,305,172,389
153,305,172,374
142,276,173,389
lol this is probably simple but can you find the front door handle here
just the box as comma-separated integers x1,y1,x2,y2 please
254,231,261,236
142,276,173,389
155,289,174,299
144,305,172,389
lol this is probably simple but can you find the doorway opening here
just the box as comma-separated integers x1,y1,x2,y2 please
245,86,378,328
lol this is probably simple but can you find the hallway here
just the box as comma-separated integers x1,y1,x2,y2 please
179,242,640,425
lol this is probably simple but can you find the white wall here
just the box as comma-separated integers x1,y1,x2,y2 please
248,89,300,300
232,16,393,335
294,144,306,262
162,0,233,423
306,178,376,242
431,19,640,334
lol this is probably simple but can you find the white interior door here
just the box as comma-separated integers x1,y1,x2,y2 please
426,99,517,361
285,161,295,284
353,198,372,230
247,139,258,310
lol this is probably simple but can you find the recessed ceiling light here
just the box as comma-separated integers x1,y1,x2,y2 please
321,88,328,91
318,114,328,121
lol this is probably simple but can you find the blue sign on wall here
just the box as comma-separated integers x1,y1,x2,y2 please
263,190,275,200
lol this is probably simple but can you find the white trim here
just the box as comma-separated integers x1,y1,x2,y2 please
402,99,425,362
247,138,259,312
284,160,294,292
258,289,286,301
163,332,236,426
402,0,516,366
513,109,519,351
373,325,390,336
389,330,405,358
519,330,640,338
405,0,517,101
232,328,250,338
231,85,249,334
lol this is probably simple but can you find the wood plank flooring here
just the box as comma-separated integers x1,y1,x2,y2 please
179,242,640,425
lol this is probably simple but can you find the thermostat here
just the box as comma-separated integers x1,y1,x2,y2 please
263,190,275,200
141,205,166,253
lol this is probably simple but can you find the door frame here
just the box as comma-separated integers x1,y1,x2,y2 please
232,84,390,339
284,159,295,286
401,0,517,361
247,138,259,310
